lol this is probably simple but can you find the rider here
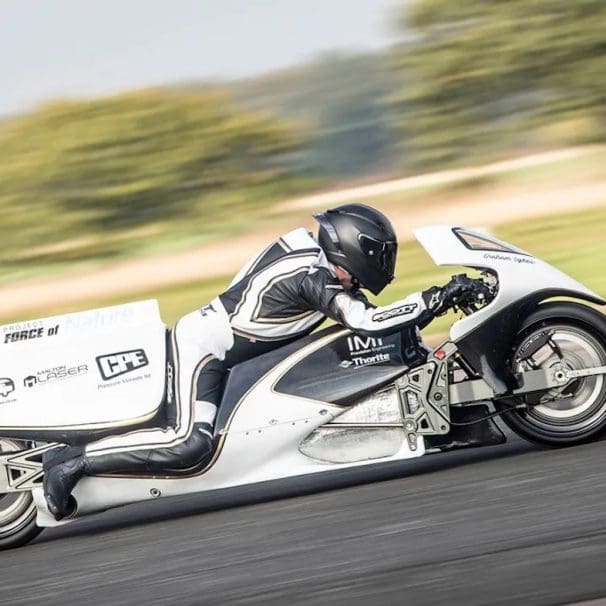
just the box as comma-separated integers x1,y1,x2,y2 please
43,203,477,520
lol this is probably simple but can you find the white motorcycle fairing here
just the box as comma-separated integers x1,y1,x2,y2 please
413,226,605,396
0,300,167,436
33,326,424,527
3,224,601,529
413,225,604,341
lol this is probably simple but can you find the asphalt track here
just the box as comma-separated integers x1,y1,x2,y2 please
3,428,606,605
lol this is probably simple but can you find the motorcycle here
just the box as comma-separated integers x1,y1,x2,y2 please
1,224,605,550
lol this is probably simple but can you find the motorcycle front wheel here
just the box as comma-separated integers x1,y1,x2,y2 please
497,302,606,446
0,439,42,549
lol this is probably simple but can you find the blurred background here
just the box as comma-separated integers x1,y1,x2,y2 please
1,0,605,335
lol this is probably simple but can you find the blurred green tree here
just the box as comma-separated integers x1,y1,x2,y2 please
391,0,606,166
0,90,304,266
226,52,398,178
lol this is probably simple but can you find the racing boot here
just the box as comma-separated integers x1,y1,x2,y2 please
43,425,214,520
42,445,83,472
43,454,90,521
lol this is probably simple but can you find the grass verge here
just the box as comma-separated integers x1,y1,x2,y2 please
3,203,605,339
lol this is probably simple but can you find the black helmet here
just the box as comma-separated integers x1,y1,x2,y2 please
314,203,398,295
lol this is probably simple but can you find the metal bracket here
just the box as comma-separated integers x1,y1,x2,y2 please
0,443,55,494
396,342,456,451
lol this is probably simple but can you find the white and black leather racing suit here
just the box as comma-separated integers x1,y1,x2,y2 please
81,228,438,474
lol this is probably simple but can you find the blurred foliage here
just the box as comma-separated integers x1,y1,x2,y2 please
225,52,399,178
1,1,605,288
391,0,606,166
6,202,606,335
0,89,307,269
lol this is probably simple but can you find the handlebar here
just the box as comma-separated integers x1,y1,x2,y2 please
450,273,497,316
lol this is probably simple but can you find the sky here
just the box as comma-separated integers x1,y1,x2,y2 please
0,0,405,117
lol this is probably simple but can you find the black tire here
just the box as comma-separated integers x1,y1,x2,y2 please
496,301,606,446
0,439,43,550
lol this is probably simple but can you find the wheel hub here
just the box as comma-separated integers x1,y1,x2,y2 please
516,327,606,425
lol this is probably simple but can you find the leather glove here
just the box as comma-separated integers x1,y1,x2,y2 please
422,274,482,317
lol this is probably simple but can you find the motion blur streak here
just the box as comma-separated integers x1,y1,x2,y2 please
3,432,606,605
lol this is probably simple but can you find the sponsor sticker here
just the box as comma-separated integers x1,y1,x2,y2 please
96,349,149,380
23,375,37,388
347,335,384,354
372,304,418,322
483,253,535,265
339,334,398,369
23,364,88,388
3,324,59,344
62,306,137,334
2,320,42,334
340,353,390,368
0,377,17,405
0,377,14,398
351,353,391,367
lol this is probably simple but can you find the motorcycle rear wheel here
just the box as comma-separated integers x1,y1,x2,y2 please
0,439,42,549
497,302,606,446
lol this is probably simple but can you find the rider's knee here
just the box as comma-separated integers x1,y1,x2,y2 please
164,429,213,469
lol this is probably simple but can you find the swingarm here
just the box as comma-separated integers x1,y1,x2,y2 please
394,341,606,451
450,365,606,405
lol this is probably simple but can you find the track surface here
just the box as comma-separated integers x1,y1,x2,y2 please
3,432,606,605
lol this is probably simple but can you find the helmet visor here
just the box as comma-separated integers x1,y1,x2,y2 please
358,234,397,282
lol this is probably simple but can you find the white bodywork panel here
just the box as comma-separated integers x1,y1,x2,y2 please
300,388,404,463
0,300,167,430
34,329,424,527
413,225,604,341
29,225,606,528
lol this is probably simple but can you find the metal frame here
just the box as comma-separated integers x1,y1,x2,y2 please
0,444,54,494
3,356,605,494
394,339,606,452
395,342,457,451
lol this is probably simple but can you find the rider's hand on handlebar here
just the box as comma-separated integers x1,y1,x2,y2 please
423,274,486,316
